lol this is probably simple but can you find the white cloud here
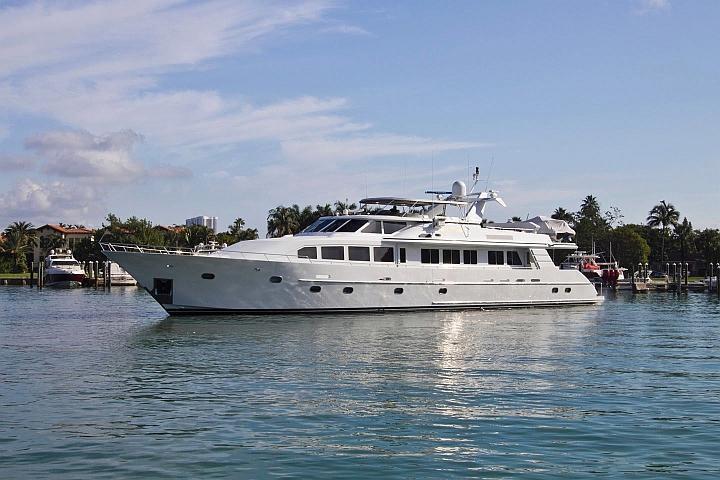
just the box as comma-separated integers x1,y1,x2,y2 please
282,134,490,164
25,130,145,181
0,1,485,229
0,0,332,79
635,0,671,14
320,24,372,36
0,178,103,226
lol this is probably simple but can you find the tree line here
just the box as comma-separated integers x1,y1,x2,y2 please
2,196,718,274
547,196,720,274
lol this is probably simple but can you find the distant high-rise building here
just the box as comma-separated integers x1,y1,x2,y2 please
185,215,218,233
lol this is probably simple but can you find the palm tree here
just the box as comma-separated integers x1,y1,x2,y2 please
39,234,65,257
674,217,693,266
551,207,574,223
579,195,600,219
1,230,31,272
647,200,680,263
228,218,258,242
267,206,300,238
4,221,38,249
334,200,357,214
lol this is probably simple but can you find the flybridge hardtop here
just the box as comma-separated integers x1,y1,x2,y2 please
101,175,600,314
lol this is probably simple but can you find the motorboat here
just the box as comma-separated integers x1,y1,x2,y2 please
101,176,602,314
43,250,86,288
560,251,626,283
109,262,137,286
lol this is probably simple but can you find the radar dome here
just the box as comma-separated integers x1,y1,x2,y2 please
451,180,467,198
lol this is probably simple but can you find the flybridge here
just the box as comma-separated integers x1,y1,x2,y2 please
359,176,507,223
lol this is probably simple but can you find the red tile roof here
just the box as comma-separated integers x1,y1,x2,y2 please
37,224,94,235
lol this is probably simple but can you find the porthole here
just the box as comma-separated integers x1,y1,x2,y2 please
565,287,572,293
343,287,353,294
552,287,559,293
516,279,526,282
394,288,404,294
310,286,321,293
531,278,541,282
439,288,448,294
269,276,282,283
201,273,215,280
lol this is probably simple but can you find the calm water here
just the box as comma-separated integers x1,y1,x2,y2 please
1,287,719,479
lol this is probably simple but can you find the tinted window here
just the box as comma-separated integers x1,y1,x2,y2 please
443,249,460,264
321,246,345,260
507,251,523,266
362,221,382,233
399,248,406,263
383,222,406,234
374,247,394,262
488,250,505,265
348,246,370,261
320,219,348,232
421,249,440,264
336,219,367,232
463,250,478,264
303,218,333,232
297,247,317,259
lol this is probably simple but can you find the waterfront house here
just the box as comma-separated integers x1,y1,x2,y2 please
33,224,94,263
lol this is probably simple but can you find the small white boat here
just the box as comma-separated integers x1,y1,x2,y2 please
109,262,137,286
43,250,85,288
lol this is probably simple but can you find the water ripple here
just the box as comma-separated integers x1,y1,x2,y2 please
1,287,720,478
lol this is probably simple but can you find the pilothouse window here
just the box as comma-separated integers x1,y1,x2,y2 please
303,218,333,233
336,219,367,232
383,222,406,234
321,219,349,232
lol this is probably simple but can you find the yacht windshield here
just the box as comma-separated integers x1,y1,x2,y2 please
51,261,79,266
320,219,349,232
336,219,367,232
303,218,334,233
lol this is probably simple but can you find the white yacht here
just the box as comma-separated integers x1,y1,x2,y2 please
43,250,86,288
101,179,602,314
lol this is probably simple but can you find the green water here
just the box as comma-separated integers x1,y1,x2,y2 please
1,287,719,478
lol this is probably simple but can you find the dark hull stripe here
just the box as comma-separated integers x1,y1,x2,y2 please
162,300,601,316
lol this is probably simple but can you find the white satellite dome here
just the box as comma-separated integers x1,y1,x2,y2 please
451,180,467,198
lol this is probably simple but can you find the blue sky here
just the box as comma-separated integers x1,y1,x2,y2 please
1,0,718,234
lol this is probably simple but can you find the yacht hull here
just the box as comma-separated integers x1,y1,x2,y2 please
43,273,85,288
105,251,603,315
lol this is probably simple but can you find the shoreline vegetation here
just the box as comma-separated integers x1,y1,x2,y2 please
1,196,719,276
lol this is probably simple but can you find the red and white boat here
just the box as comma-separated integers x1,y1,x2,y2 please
43,250,86,288
560,251,625,285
